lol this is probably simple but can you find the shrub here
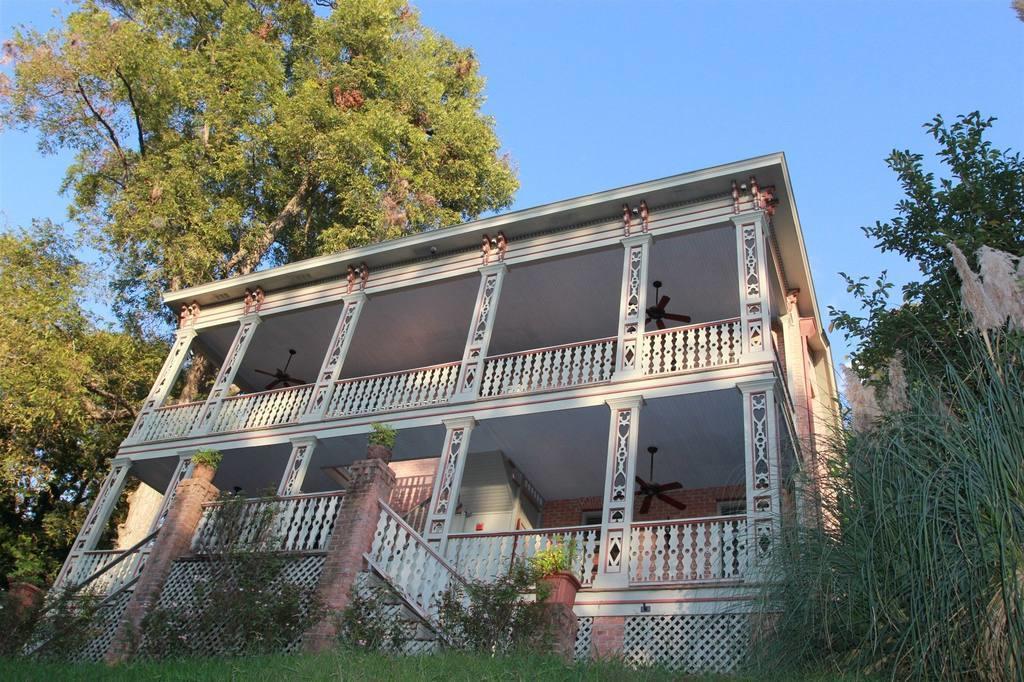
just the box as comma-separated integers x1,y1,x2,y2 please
337,580,409,652
368,423,396,449
530,541,576,578
435,562,551,655
191,448,222,469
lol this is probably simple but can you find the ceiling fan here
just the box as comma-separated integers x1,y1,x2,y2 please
255,349,309,390
645,280,691,330
635,446,686,514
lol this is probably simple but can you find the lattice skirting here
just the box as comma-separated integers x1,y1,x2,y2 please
623,613,749,673
72,588,134,663
139,554,325,658
574,616,593,662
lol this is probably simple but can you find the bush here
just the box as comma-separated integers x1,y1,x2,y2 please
337,580,409,652
435,562,551,655
752,331,1024,680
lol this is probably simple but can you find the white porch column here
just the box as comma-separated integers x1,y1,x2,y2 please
193,313,262,435
125,327,197,444
451,264,507,402
301,293,367,421
277,436,319,496
738,379,781,572
423,417,476,551
594,395,643,589
732,211,772,359
148,451,197,533
614,235,652,380
54,457,132,589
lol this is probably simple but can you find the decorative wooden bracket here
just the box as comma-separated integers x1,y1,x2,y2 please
480,232,508,264
243,287,265,314
639,200,650,233
346,263,370,293
178,301,200,328
622,203,633,236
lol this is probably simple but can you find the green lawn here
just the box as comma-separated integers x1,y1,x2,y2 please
0,651,869,681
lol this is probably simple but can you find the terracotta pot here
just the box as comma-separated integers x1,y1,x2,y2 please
366,444,393,463
191,462,217,484
540,571,581,606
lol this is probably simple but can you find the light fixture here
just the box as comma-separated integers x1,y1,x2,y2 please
640,603,651,613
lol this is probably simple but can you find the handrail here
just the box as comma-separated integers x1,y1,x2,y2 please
447,523,602,540
642,316,741,338
200,490,345,509
373,498,467,587
154,399,205,411
630,513,745,527
335,360,461,386
220,381,313,402
483,336,617,362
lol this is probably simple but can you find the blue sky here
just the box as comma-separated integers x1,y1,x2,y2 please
1,1,1022,364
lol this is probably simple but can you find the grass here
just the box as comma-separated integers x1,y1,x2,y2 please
0,650,874,681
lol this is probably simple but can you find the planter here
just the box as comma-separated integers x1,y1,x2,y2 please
540,571,581,606
366,444,393,463
191,462,217,484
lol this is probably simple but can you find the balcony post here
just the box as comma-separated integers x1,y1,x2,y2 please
193,312,262,435
451,263,507,402
124,326,197,444
301,292,367,421
423,417,476,552
147,451,198,533
614,235,652,380
593,395,643,589
53,457,132,591
738,379,781,573
732,211,772,359
277,436,320,496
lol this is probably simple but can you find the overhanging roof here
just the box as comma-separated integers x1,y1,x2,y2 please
163,153,829,347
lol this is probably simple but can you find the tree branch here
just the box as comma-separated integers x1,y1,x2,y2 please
224,174,313,275
76,79,129,177
83,379,138,419
114,67,146,156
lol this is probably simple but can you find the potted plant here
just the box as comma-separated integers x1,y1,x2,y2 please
191,448,223,483
530,541,580,606
367,423,396,463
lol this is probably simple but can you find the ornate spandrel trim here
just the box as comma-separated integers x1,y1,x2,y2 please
609,409,632,504
624,246,643,322
279,444,310,496
434,427,466,516
72,461,130,552
471,274,499,343
750,391,770,490
152,456,194,531
742,223,760,299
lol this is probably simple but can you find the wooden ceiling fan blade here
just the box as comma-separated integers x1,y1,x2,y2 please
657,295,670,310
635,476,651,488
639,494,653,514
656,481,683,493
663,313,691,323
656,319,666,330
657,493,687,510
254,368,278,377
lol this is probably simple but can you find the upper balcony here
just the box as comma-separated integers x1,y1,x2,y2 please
127,219,763,448
124,153,835,452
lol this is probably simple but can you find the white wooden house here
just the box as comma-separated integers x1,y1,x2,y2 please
53,154,838,670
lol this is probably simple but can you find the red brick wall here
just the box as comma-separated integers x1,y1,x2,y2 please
542,485,745,527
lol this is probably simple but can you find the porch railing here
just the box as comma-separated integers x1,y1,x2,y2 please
628,515,747,584
326,361,460,419
191,491,344,554
136,400,204,442
365,500,467,622
479,338,617,398
445,525,602,586
56,530,159,597
212,383,314,433
642,318,743,376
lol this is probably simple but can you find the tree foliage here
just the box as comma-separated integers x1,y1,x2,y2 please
828,112,1023,377
0,225,163,585
2,0,518,327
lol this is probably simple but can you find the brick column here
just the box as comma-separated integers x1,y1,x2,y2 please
106,465,219,663
303,457,396,652
543,602,578,660
591,615,626,659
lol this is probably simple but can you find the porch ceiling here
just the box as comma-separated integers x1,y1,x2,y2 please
647,223,739,328
198,303,342,392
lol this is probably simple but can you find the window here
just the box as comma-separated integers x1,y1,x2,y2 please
581,510,602,526
717,499,746,516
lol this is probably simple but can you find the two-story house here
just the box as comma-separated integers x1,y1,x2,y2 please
51,153,838,671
